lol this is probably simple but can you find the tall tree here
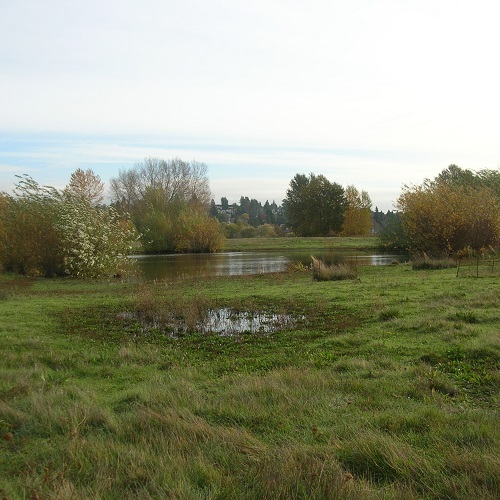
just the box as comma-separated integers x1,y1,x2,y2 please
65,168,104,205
283,173,346,236
110,157,211,219
341,185,372,236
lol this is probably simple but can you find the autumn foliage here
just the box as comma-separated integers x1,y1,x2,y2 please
110,158,225,253
340,185,372,236
0,174,137,277
397,166,500,255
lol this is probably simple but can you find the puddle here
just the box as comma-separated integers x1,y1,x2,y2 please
118,308,303,337
201,308,300,335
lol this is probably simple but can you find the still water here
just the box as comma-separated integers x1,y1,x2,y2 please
131,250,407,281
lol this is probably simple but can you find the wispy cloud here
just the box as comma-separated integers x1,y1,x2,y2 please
1,1,499,210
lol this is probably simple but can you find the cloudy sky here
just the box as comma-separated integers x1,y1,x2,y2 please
1,0,498,211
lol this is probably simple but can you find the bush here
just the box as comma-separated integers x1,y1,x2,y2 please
397,168,500,254
0,175,138,277
311,256,357,281
56,198,138,277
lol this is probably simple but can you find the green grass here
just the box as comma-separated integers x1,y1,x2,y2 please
0,264,499,499
222,236,380,252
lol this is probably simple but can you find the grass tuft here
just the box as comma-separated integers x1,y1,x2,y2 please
412,256,456,270
311,256,357,281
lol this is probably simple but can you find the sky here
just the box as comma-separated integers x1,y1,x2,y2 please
1,0,499,211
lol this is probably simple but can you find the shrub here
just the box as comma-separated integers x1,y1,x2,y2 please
397,168,500,254
0,175,138,277
56,197,138,277
311,256,357,281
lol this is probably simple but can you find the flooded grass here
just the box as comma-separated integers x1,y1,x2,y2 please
118,307,304,336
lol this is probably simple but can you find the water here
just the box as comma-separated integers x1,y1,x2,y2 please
131,250,407,281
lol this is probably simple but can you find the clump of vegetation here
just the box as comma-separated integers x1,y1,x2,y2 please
379,308,400,321
311,256,357,281
285,261,310,273
396,165,500,254
452,310,479,324
0,174,137,277
411,254,457,270
110,157,225,253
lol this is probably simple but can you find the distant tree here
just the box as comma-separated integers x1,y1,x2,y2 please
283,173,346,236
110,157,211,219
263,200,275,224
340,185,372,236
65,168,104,205
210,199,218,218
249,198,262,226
221,197,229,210
378,211,408,250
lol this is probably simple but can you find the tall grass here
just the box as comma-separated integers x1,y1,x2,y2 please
0,265,498,498
311,255,357,281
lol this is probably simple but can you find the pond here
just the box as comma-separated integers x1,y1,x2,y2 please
131,250,407,281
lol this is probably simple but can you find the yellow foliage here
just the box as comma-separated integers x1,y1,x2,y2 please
340,185,372,236
397,181,500,254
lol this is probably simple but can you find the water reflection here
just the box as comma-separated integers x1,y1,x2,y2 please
131,250,407,281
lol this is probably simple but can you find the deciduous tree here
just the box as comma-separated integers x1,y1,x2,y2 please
65,168,105,205
283,173,346,236
340,185,372,236
109,158,221,253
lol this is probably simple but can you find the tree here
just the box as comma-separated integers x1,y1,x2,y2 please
65,168,105,205
283,173,346,236
109,158,222,253
110,158,211,218
397,167,500,254
340,185,372,236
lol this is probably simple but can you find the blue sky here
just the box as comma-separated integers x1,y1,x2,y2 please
1,0,499,211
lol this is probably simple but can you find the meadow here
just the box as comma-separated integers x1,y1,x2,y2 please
0,250,498,498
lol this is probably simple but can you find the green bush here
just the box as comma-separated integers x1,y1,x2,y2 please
0,175,138,277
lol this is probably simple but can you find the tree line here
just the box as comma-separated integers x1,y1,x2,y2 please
211,174,373,238
1,158,498,278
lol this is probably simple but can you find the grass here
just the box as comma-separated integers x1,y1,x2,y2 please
311,256,357,281
0,262,499,499
411,256,457,270
222,236,380,252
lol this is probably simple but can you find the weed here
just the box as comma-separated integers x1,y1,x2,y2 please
311,256,357,281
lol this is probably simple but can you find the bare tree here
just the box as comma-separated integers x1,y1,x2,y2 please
65,168,105,205
110,158,211,211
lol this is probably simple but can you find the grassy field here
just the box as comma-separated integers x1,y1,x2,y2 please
0,259,499,498
222,236,380,252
